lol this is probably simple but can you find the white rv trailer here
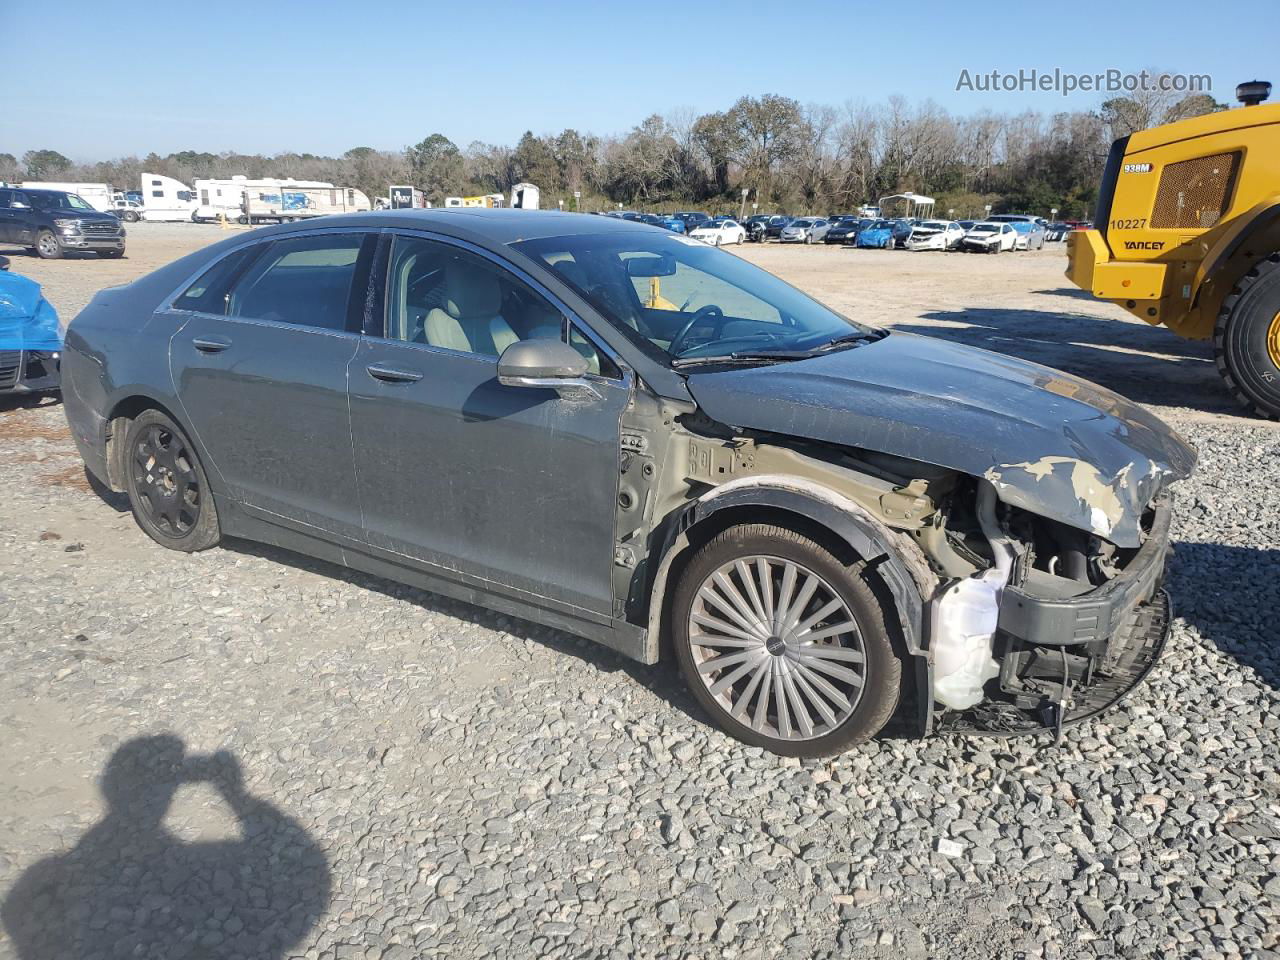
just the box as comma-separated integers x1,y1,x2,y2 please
20,182,114,212
510,182,539,210
193,176,371,223
140,173,198,221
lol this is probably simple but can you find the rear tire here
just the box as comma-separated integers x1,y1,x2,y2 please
123,410,221,552
35,230,62,259
1215,253,1280,419
671,523,903,757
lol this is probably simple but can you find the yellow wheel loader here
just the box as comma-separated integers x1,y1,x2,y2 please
1067,80,1280,418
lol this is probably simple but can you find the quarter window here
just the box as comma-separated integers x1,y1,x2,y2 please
226,234,366,331
173,245,263,314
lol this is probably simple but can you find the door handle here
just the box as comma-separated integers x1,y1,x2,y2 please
192,335,231,353
366,363,423,383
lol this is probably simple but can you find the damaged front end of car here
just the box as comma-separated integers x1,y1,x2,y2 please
646,332,1196,740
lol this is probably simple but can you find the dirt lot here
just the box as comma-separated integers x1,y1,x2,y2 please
1,222,1276,960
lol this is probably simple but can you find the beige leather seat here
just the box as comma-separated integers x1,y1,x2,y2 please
424,259,520,356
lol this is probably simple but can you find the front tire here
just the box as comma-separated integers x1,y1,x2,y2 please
671,523,903,757
35,230,62,259
1215,253,1280,419
123,410,221,552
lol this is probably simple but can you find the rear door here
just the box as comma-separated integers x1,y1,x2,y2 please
168,230,375,543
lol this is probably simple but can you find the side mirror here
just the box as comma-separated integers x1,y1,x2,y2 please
10,202,28,210
497,339,600,400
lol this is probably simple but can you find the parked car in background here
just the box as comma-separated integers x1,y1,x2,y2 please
688,219,747,246
855,220,895,249
1006,220,1047,250
960,221,1017,253
59,210,1194,755
890,219,918,249
0,188,127,259
0,265,61,395
1044,222,1071,242
110,198,143,222
763,216,794,240
743,215,772,242
957,220,976,230
779,218,830,244
905,220,966,251
823,218,866,245
673,211,712,234
987,215,1047,251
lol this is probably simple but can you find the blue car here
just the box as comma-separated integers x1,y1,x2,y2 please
0,263,61,395
855,219,895,249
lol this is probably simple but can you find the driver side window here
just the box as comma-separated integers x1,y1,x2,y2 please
385,236,621,377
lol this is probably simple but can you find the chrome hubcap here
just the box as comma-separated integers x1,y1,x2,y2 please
687,555,866,741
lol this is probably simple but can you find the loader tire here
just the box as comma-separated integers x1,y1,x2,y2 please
1215,252,1280,420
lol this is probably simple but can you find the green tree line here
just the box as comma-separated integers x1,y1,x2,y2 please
1,80,1223,219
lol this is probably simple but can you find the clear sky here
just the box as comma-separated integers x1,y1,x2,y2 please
6,0,1273,161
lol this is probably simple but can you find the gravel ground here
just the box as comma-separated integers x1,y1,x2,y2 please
1,223,1277,959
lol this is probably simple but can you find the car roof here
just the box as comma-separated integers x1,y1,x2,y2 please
258,208,665,246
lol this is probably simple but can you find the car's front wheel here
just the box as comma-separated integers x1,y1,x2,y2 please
35,230,62,259
672,523,903,756
123,410,221,552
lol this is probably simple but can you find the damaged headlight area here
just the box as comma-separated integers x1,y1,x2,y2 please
930,480,1173,737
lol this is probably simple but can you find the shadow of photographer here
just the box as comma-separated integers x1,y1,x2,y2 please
2,735,330,959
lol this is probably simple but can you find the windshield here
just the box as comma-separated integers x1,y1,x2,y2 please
790,219,813,228
918,221,947,230
29,192,93,211
514,231,877,366
969,224,997,233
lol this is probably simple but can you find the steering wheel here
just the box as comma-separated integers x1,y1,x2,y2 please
669,305,724,357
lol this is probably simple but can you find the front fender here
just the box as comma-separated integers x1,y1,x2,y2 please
645,475,933,655
1192,196,1280,303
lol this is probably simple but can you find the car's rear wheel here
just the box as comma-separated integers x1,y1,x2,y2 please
35,230,62,259
123,410,221,551
672,523,903,756
1216,253,1280,419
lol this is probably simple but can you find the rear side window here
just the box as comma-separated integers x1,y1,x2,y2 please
172,245,263,314
227,234,367,331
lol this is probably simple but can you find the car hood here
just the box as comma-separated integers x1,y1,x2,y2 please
42,207,119,223
684,332,1195,547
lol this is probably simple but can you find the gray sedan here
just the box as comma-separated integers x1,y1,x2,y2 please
778,218,830,244
61,210,1194,756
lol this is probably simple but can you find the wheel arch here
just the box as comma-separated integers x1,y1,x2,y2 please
642,478,935,734
1189,198,1280,334
102,392,219,494
644,477,930,662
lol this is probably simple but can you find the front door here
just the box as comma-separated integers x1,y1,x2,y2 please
168,231,375,543
349,233,630,618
